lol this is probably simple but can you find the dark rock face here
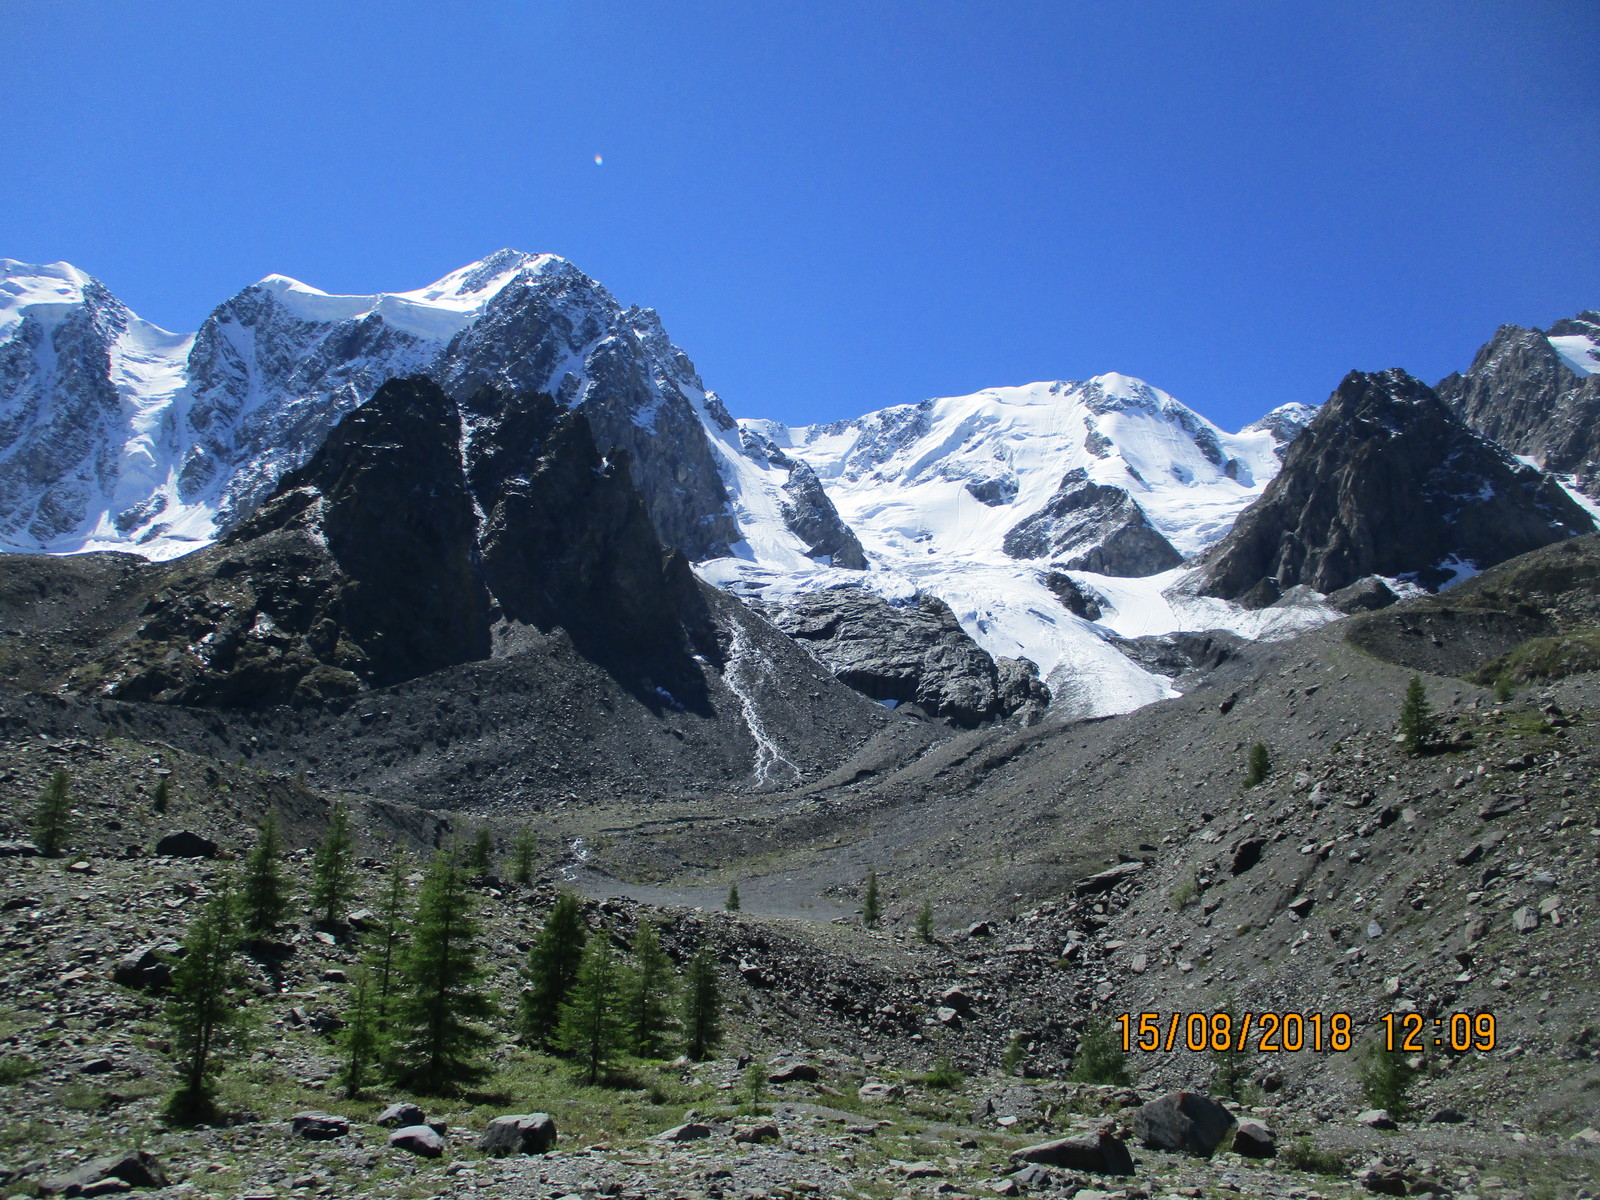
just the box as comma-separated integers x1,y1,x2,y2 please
758,587,1049,726
1436,312,1600,497
1042,571,1104,621
1327,575,1399,614
1197,370,1594,606
55,377,718,708
441,267,740,560
780,460,868,569
1134,1090,1237,1157
1108,631,1244,688
1003,469,1181,577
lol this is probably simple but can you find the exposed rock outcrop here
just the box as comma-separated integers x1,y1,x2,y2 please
758,586,1049,726
1197,369,1594,606
1436,311,1600,497
1003,469,1181,577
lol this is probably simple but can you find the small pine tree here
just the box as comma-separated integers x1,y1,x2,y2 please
366,852,413,1041
681,947,721,1061
387,849,496,1094
1398,675,1435,755
621,918,677,1058
1355,1036,1418,1119
467,825,494,876
337,965,380,1098
510,826,538,885
1245,742,1270,787
164,875,247,1118
1070,1016,1131,1085
240,810,290,940
861,867,881,928
726,881,741,912
32,769,72,857
556,939,624,1084
914,901,935,944
151,776,170,815
1209,997,1250,1099
309,800,357,926
1493,673,1513,703
519,892,588,1047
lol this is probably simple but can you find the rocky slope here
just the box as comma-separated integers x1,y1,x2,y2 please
1196,369,1594,606
1436,310,1600,498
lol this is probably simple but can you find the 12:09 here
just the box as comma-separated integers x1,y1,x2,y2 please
1381,1012,1496,1052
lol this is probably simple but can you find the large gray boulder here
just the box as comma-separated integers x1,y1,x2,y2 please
1009,1130,1134,1176
388,1125,445,1158
1134,1090,1237,1157
40,1151,167,1196
290,1111,350,1140
154,831,218,858
477,1113,557,1156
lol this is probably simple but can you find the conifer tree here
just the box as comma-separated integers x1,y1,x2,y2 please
519,892,588,1047
861,867,881,928
387,848,496,1093
309,800,357,926
33,769,72,857
725,881,741,911
337,965,380,1098
467,825,494,876
510,826,538,885
151,776,171,815
556,938,624,1083
1245,742,1270,787
621,918,677,1058
365,852,413,1040
1398,675,1435,755
681,947,721,1061
164,874,246,1118
914,901,935,943
240,810,290,940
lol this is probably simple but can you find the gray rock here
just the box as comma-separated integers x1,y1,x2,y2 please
40,1151,167,1196
1230,837,1268,876
1357,1109,1397,1130
110,943,181,991
1042,570,1103,620
375,1101,426,1128
477,1113,556,1156
154,831,218,858
857,1081,903,1102
290,1111,351,1140
1009,1129,1134,1176
1008,1164,1055,1188
1003,468,1182,577
1134,1090,1237,1156
0,839,41,857
655,1122,713,1143
1512,905,1539,933
732,1123,779,1144
778,459,867,569
1428,1107,1467,1124
1328,576,1399,613
1231,1118,1275,1158
899,1161,943,1178
767,1060,819,1084
1073,861,1144,897
388,1125,445,1157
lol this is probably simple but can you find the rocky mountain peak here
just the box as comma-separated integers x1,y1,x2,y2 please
1196,368,1594,605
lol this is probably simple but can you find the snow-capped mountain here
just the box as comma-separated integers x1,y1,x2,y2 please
709,377,1323,714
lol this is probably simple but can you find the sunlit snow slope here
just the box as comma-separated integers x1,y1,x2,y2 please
707,377,1322,716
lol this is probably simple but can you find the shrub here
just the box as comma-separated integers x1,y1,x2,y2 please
1070,1017,1130,1085
1245,742,1270,787
1354,1037,1417,1119
920,1057,964,1089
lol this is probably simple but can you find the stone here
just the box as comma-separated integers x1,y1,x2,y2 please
732,1124,779,1144
0,840,41,857
857,1081,903,1103
767,1060,819,1084
388,1125,445,1157
1357,1109,1397,1130
477,1113,557,1156
154,831,218,858
1008,1164,1054,1188
655,1123,712,1143
290,1111,350,1140
1009,1129,1134,1176
40,1151,168,1196
939,985,974,1013
375,1101,426,1128
1073,861,1144,897
935,1006,962,1027
110,943,180,991
1356,1162,1409,1195
984,1179,1022,1197
1512,906,1539,933
899,1161,943,1178
1428,1107,1466,1124
1230,837,1268,875
1231,1119,1275,1158
1134,1091,1237,1157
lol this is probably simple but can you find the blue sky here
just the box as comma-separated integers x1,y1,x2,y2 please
4,1,1595,431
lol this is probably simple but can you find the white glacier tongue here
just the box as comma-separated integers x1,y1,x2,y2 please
705,376,1327,718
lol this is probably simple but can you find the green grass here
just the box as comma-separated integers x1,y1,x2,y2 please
1279,1136,1347,1175
0,1054,41,1084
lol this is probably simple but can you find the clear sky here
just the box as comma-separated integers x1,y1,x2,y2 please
4,1,1596,431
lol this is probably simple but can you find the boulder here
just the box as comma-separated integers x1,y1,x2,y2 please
1428,1107,1467,1124
1230,837,1268,876
1009,1129,1134,1176
110,943,181,991
655,1122,712,1143
154,831,218,858
1512,906,1539,933
477,1113,557,1156
375,1101,426,1128
767,1060,819,1084
1073,861,1144,897
1231,1118,1276,1158
732,1123,779,1144
0,839,41,857
857,1080,903,1103
1356,1162,1410,1195
290,1111,350,1140
1357,1109,1397,1130
1134,1091,1237,1156
388,1125,445,1157
40,1152,167,1196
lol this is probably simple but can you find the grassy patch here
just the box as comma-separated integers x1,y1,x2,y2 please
1279,1135,1347,1175
0,1054,41,1084
1472,630,1600,686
